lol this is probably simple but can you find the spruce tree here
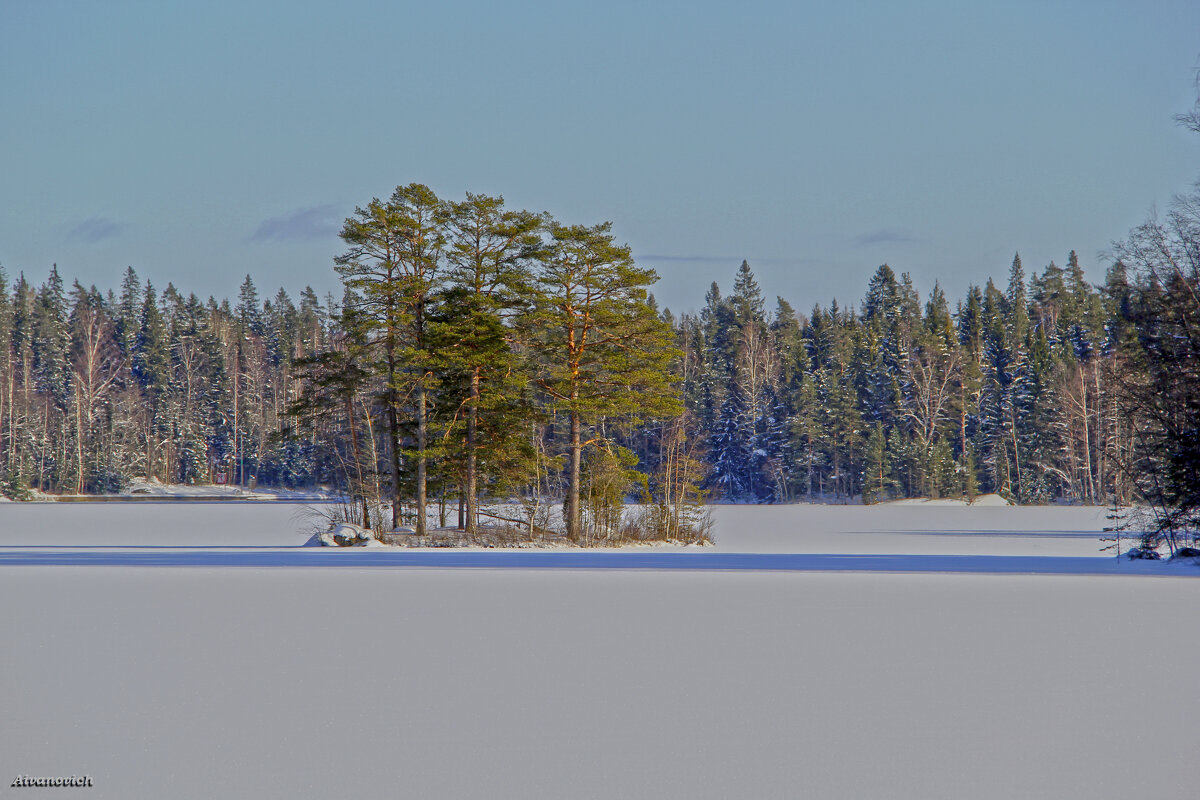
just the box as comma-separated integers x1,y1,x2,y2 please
32,265,71,411
860,265,904,428
978,279,1014,495
789,368,821,497
730,260,766,329
709,390,748,499
297,287,326,356
116,266,142,357
236,275,265,338
863,421,890,503
0,266,11,487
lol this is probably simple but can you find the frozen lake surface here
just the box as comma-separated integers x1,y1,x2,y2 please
1,501,1196,798
0,500,1152,562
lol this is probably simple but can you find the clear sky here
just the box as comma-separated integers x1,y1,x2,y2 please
2,0,1198,315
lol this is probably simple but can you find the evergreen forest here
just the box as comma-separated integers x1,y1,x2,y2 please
0,181,1197,544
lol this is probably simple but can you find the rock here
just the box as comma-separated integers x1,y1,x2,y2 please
1125,547,1162,560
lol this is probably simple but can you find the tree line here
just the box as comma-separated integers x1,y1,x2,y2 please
0,185,689,543
690,253,1138,506
0,264,327,498
0,181,1195,545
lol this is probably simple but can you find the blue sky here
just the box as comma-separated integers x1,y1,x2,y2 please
2,0,1198,315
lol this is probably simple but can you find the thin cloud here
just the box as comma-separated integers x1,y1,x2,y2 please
65,217,126,244
854,229,917,247
638,254,737,263
248,205,341,243
638,254,797,265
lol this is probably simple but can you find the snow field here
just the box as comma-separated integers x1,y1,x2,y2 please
0,500,1117,557
0,502,1195,799
1,568,1196,799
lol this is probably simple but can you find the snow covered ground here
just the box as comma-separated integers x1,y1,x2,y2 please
0,502,1196,798
0,498,1126,555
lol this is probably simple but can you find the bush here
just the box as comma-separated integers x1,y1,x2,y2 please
0,472,32,501
85,466,127,495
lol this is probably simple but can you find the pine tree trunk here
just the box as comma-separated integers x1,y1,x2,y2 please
465,367,479,535
387,401,402,530
664,426,677,539
416,382,427,536
567,408,582,541
384,317,403,530
413,297,428,536
362,402,383,501
345,395,367,528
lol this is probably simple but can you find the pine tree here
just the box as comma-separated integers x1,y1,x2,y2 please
525,220,679,540
334,183,445,531
437,192,542,533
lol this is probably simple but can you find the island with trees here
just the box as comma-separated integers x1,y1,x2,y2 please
0,180,1196,551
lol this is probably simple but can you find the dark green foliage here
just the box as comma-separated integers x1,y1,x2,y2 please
115,266,141,357
1,169,1191,531
32,265,71,409
525,220,679,538
133,282,170,400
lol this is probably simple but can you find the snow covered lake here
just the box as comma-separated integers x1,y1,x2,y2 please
1,501,1196,798
0,498,1145,557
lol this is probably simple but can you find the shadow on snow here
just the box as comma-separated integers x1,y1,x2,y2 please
0,548,1193,576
